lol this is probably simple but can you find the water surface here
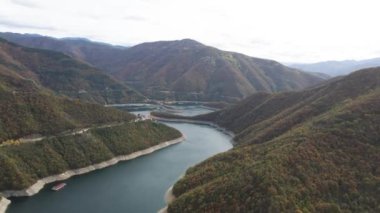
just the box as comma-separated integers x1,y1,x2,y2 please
8,105,231,213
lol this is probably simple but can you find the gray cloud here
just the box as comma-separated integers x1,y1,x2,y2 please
123,15,147,22
0,19,56,31
11,0,39,8
372,50,380,56
250,39,271,47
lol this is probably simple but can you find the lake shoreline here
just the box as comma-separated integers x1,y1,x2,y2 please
1,135,185,212
151,115,235,139
153,116,235,213
158,185,175,213
0,197,10,213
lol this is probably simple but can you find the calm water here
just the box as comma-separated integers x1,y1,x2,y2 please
8,106,232,213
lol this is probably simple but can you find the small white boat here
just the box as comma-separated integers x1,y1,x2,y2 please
51,183,66,191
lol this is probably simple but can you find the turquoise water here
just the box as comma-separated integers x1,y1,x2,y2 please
8,106,232,213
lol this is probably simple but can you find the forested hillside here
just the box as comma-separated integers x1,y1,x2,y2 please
0,67,134,142
0,42,182,192
0,121,181,191
96,39,324,101
0,32,128,71
0,33,324,102
167,68,380,212
0,38,142,104
194,68,380,144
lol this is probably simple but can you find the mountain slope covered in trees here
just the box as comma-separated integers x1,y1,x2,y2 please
0,32,128,72
106,39,324,101
0,33,324,102
167,68,380,212
0,43,182,192
0,121,181,191
0,61,134,142
0,38,143,104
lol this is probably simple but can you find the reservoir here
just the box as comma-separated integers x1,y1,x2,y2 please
7,105,233,213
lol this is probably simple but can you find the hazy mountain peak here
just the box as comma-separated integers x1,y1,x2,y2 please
289,58,380,76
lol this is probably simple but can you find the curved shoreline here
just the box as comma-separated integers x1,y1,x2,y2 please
151,115,235,139
0,197,11,213
154,117,235,213
1,135,185,200
158,186,175,213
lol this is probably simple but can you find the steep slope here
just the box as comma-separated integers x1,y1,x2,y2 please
0,121,181,192
0,33,324,102
166,68,380,212
111,39,324,101
0,38,143,104
0,32,128,70
289,58,380,76
0,55,182,192
194,68,379,144
0,65,134,142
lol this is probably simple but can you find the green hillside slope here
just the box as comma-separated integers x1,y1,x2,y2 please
0,38,142,104
0,32,128,72
167,68,380,212
0,33,324,102
0,47,182,192
0,69,134,142
109,39,324,101
0,121,181,191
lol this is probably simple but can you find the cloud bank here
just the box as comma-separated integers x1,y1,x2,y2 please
0,0,379,63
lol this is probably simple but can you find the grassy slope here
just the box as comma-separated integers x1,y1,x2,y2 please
168,68,380,212
0,38,143,104
0,121,182,191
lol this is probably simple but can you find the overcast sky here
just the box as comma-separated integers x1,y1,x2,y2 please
0,0,379,63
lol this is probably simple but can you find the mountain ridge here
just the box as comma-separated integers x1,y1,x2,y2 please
158,67,380,212
0,37,143,104
112,38,324,101
0,32,324,102
289,58,380,76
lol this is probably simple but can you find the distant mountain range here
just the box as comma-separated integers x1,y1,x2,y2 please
0,32,128,69
289,58,380,76
162,67,380,212
0,32,324,102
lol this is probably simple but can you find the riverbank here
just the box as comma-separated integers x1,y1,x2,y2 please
151,115,235,139
1,135,185,200
158,186,175,213
0,197,10,213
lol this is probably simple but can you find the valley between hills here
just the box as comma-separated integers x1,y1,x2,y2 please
0,32,378,213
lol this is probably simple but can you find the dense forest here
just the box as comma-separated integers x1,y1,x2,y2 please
0,87,134,142
0,40,182,192
165,68,380,212
0,33,324,102
0,50,137,142
0,121,181,191
0,38,143,104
